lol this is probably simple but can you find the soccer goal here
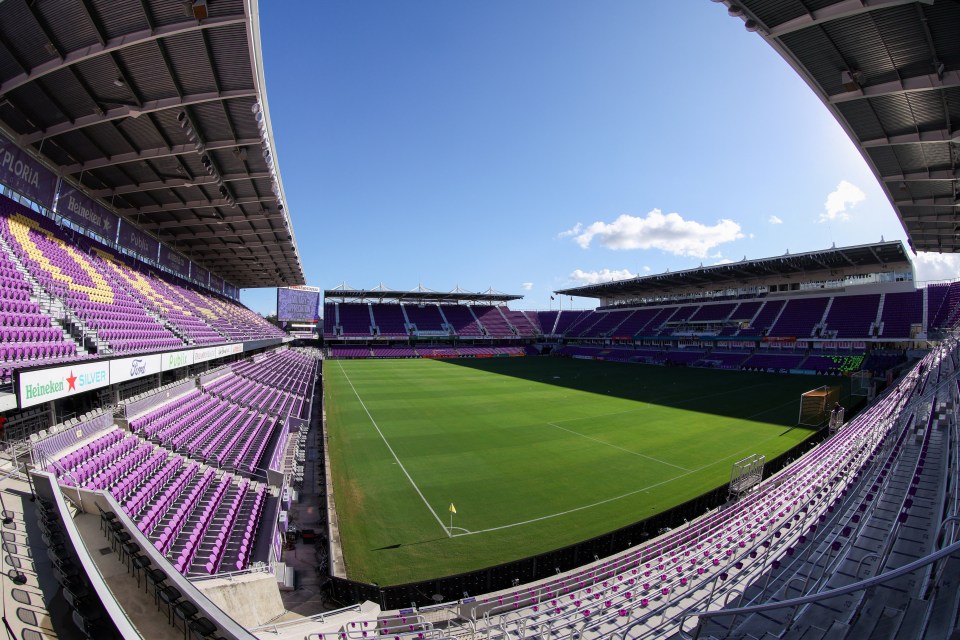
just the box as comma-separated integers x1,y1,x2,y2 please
798,385,841,427
850,370,872,397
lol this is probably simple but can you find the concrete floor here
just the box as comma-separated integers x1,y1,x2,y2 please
74,512,184,638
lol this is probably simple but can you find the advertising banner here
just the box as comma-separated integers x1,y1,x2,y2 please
193,343,243,364
109,353,162,384
209,273,224,295
0,133,58,208
192,265,210,287
117,220,160,261
161,349,195,372
56,183,119,240
159,245,190,278
18,360,111,408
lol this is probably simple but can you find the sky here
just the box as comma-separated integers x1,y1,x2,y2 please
240,0,959,315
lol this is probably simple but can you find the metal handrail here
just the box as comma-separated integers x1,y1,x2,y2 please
681,538,960,639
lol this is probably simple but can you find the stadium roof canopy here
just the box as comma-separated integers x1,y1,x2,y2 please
0,0,304,288
717,0,960,253
324,284,522,304
555,241,912,300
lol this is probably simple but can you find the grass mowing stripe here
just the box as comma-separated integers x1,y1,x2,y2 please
335,359,450,537
544,421,692,471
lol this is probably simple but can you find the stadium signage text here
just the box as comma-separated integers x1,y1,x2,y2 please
17,341,279,408
110,353,162,383
18,361,111,408
0,133,58,208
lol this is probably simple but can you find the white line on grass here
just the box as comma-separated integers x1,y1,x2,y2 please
450,427,799,538
336,361,450,537
545,422,691,472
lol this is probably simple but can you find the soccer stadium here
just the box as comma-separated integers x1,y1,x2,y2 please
0,1,957,640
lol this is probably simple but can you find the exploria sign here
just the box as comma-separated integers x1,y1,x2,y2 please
18,361,110,408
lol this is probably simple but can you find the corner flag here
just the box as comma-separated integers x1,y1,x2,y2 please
448,503,457,514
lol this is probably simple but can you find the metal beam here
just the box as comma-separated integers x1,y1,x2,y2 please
114,194,277,214
895,197,960,207
765,0,933,39
881,169,960,182
142,213,277,231
829,70,960,104
861,129,960,147
87,171,271,197
20,89,257,145
178,238,291,250
59,138,259,174
0,14,248,96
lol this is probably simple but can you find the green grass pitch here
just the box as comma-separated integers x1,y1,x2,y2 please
325,356,846,585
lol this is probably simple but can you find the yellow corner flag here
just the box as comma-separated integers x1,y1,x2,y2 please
448,503,457,514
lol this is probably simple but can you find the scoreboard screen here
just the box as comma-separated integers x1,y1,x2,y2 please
277,286,320,322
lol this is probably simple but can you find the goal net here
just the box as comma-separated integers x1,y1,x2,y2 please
850,370,872,397
798,385,841,427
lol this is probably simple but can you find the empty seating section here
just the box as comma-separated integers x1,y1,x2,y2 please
371,346,417,357
689,302,735,322
441,304,483,336
330,346,372,358
230,349,316,402
93,250,224,345
738,299,783,336
404,303,446,333
533,311,556,334
501,307,539,337
472,306,514,337
824,294,880,338
131,390,277,471
768,297,827,337
928,281,960,330
371,304,408,336
32,350,318,579
879,291,922,338
323,303,337,337
338,303,373,336
580,310,631,338
2,211,183,354
0,196,284,368
554,310,592,335
728,300,762,321
0,217,84,377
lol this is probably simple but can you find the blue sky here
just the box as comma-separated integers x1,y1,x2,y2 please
241,0,956,315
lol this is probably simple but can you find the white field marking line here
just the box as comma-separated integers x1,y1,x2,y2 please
545,421,692,472
450,417,801,538
335,361,450,537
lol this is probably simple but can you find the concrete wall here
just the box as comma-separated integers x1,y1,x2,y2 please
195,572,286,628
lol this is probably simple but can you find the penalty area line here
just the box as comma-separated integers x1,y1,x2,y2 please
336,361,450,537
455,429,796,538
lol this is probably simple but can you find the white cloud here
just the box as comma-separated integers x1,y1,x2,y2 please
643,266,651,272
913,252,960,282
768,215,783,225
520,282,533,290
820,180,865,222
557,223,582,239
560,209,744,258
569,268,637,285
714,258,734,265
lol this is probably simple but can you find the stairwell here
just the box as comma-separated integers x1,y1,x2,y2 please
873,293,886,337
467,305,487,336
